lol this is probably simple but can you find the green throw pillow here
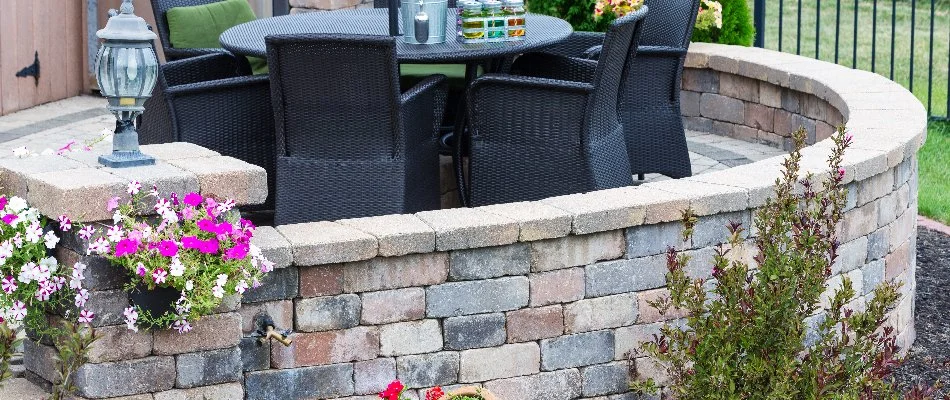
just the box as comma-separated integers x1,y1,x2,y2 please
166,0,268,74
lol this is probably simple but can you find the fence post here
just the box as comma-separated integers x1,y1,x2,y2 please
753,0,765,48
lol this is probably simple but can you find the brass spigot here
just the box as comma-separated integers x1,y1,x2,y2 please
261,325,293,347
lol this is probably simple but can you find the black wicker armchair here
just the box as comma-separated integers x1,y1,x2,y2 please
461,7,649,207
138,53,276,207
516,0,701,180
150,0,245,62
265,34,448,225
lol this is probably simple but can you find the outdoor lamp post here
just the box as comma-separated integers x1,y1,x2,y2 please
95,0,158,168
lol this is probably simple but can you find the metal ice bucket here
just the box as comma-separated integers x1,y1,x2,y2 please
401,0,448,44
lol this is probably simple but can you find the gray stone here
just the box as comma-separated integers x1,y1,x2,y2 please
240,337,271,372
449,243,531,281
154,382,244,400
832,236,868,275
295,294,361,332
175,347,242,388
361,288,426,325
84,289,130,327
863,259,885,295
691,210,751,248
459,343,540,382
23,340,58,384
700,93,745,124
380,320,443,356
242,266,298,303
396,352,460,388
484,369,583,400
563,293,639,334
244,364,354,400
540,331,614,371
893,157,913,188
443,313,507,350
582,362,629,396
586,256,667,298
354,358,397,395
87,324,153,363
530,231,625,273
74,356,175,398
625,221,687,258
250,226,294,269
867,227,889,262
682,68,719,93
276,221,378,265
338,214,436,257
426,277,529,317
55,250,126,290
803,313,826,347
416,208,519,251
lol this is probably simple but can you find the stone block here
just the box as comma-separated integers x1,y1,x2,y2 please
614,322,665,360
380,320,443,356
443,313,506,350
866,227,889,262
484,369,583,400
759,82,782,108
459,343,540,382
238,300,294,335
108,162,199,202
530,231,625,273
244,364,354,400
719,73,759,102
25,168,125,223
681,68,719,93
832,236,869,275
212,294,242,314
506,305,564,343
167,156,267,206
581,362,629,396
641,179,747,216
888,209,916,251
154,382,244,400
478,201,573,241
396,352,460,388
781,89,801,113
153,313,242,355
542,186,678,234
680,90,702,117
295,294,361,332
743,103,774,132
700,93,745,124
23,340,59,384
0,154,86,197
54,249,127,291
250,226,293,269
344,252,448,293
633,357,669,386
361,288,426,325
354,358,397,395
449,243,531,281
839,201,878,243
271,327,379,368
625,221,688,258
857,170,894,206
885,239,911,281
338,214,436,257
692,210,751,248
564,293,638,334
683,116,714,132
416,208,519,251
586,256,667,298
637,288,686,324
241,266,298,303
530,268,585,306
74,356,175,398
540,330,614,370
426,277,529,317
83,289,130,327
87,324,153,363
240,337,270,372
276,221,377,265
862,259,885,295
175,347,242,388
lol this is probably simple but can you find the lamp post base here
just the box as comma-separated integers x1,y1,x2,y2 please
99,151,155,168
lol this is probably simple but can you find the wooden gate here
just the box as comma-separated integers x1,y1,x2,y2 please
0,0,87,116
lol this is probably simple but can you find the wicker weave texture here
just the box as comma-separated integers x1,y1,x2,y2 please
266,34,447,225
150,0,235,61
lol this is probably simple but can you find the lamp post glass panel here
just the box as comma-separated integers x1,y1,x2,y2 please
96,0,158,168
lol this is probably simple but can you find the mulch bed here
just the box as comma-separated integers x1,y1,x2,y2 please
892,226,950,392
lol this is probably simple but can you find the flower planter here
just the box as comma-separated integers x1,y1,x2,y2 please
128,284,179,318
437,387,497,400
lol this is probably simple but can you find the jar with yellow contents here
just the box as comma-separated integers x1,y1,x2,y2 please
502,0,525,40
460,1,486,43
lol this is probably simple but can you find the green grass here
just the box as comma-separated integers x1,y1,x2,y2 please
919,121,950,224
747,0,950,224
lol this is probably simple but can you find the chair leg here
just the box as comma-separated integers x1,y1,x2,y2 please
637,173,645,181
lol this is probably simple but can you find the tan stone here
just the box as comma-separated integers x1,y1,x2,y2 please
299,264,344,297
153,313,241,355
529,268,585,306
506,305,564,343
270,327,379,368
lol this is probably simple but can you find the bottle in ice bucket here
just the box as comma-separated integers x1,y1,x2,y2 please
482,0,506,42
460,1,486,43
502,0,525,40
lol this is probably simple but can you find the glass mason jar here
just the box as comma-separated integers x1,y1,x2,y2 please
502,0,525,40
482,0,506,42
460,1,486,43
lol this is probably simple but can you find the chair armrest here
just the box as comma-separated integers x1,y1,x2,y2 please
637,45,688,57
162,53,251,87
510,53,597,83
163,47,230,61
401,74,449,145
536,31,605,59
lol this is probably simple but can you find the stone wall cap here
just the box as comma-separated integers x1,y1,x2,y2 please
337,214,436,257
276,221,378,265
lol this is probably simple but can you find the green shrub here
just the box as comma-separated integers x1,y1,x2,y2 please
526,0,614,32
629,127,927,398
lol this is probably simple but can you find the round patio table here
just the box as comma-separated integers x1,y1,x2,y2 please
219,8,573,62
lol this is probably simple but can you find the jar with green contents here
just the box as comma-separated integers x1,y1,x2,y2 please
502,0,525,40
482,0,506,42
460,1,485,43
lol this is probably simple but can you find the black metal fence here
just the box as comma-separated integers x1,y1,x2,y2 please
752,0,949,121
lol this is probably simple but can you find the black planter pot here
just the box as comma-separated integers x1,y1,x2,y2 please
128,284,179,318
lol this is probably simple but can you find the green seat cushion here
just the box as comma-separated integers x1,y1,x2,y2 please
166,0,268,75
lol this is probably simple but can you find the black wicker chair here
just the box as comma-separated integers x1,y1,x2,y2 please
150,0,243,62
265,34,448,225
138,53,276,207
516,0,701,180
461,7,649,207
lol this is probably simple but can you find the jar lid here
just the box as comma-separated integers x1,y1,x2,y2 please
483,0,502,7
503,0,524,6
461,1,483,9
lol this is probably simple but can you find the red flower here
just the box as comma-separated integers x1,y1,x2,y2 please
379,380,404,400
425,386,445,400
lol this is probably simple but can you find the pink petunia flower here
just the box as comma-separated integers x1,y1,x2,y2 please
216,222,234,235
152,268,168,284
136,263,148,277
107,196,121,212
78,309,95,324
1,276,17,294
78,225,95,240
158,240,179,257
58,215,72,231
56,140,77,155
75,288,89,308
1,214,18,225
127,180,141,195
114,239,140,257
197,218,217,233
181,236,201,249
0,196,7,210
224,244,249,260
198,239,220,255
10,300,26,321
183,193,203,207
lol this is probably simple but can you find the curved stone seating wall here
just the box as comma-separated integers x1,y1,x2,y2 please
15,43,925,400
